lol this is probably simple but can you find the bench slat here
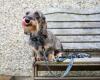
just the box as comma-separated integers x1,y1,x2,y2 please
63,57,100,62
36,58,100,65
43,8,100,15
37,65,100,71
48,29,100,35
46,13,100,21
48,22,100,29
62,43,100,49
34,77,100,80
57,36,100,42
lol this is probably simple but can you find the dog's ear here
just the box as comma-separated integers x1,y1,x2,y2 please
42,28,47,38
34,11,47,36
34,11,46,22
34,11,40,20
40,22,47,37
41,12,46,22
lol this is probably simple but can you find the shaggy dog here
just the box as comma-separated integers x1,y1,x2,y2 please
22,10,63,61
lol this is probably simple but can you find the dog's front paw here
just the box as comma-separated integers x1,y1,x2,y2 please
48,54,56,62
36,56,44,61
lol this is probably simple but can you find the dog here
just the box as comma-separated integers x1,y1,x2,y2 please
22,10,63,61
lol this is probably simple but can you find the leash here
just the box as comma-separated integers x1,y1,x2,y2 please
61,57,74,77
42,48,74,77
42,49,58,77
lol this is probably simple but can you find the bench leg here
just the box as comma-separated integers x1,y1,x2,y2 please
34,65,38,77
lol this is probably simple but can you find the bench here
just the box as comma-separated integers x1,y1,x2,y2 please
33,9,100,80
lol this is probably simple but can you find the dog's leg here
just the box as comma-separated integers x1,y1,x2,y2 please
32,47,42,61
47,51,56,61
44,45,55,61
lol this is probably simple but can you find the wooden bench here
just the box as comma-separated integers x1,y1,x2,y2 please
33,10,100,80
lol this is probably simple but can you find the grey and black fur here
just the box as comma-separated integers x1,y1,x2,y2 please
22,10,63,61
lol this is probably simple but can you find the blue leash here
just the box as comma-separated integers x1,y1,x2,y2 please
43,49,74,77
56,56,74,77
61,57,74,77
43,49,58,77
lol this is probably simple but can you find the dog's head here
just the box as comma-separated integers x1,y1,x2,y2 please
22,10,47,35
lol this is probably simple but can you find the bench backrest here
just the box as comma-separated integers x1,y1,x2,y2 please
44,10,100,51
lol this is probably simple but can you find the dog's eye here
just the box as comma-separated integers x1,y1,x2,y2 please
26,12,30,15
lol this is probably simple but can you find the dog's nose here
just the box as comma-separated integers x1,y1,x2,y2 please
25,18,30,23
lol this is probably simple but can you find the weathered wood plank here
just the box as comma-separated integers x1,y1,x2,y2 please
57,36,100,42
48,29,100,35
63,57,100,63
47,22,100,29
45,13,100,21
36,58,100,71
62,43,100,49
37,65,100,71
34,77,100,80
37,58,100,64
43,8,100,15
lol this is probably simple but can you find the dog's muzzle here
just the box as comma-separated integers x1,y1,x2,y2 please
22,16,32,27
22,18,31,35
